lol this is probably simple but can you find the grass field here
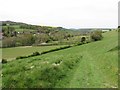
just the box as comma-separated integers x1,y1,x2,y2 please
2,25,36,32
15,29,36,32
2,30,118,88
2,45,66,60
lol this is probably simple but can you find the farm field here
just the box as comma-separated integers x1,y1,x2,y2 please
2,30,118,88
2,45,66,60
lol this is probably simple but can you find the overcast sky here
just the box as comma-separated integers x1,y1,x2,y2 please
0,0,119,28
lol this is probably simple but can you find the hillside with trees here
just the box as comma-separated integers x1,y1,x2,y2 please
2,21,81,47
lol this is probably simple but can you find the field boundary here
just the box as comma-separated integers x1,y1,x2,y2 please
2,40,93,63
15,45,72,60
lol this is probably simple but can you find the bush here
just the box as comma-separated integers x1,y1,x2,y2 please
77,42,82,46
81,37,86,43
90,30,103,41
2,37,16,48
2,59,7,64
28,52,40,57
32,52,40,56
16,56,28,60
41,46,71,55
15,46,72,60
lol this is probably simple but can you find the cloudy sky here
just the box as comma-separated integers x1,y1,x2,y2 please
0,0,119,28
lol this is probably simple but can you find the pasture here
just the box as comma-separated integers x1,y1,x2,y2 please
2,30,118,88
2,45,66,60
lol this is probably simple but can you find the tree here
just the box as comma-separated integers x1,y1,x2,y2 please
35,34,50,44
90,30,103,41
2,37,16,47
81,37,86,43
18,34,35,46
2,26,15,37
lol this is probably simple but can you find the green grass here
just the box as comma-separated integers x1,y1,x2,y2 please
15,29,36,32
2,25,20,29
2,30,118,88
2,25,36,32
2,45,66,60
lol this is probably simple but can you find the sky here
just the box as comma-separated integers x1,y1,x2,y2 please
0,0,119,29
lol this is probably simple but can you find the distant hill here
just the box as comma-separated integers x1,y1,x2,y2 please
2,20,81,47
1,20,69,31
1,20,27,26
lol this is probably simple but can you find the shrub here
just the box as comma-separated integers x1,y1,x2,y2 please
2,59,7,64
16,56,28,60
41,46,71,55
81,37,86,43
77,42,82,46
29,52,40,57
2,37,16,48
15,46,72,60
90,30,103,41
33,52,40,56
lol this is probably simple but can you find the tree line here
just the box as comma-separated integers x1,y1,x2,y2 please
2,22,103,48
2,25,74,48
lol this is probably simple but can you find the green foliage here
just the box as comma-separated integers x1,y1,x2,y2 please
2,34,36,47
2,37,16,48
35,34,50,44
41,45,71,54
28,52,40,57
81,37,86,43
17,34,35,46
15,46,71,60
2,26,16,37
32,52,40,56
75,42,83,46
2,21,78,48
16,56,28,60
90,30,103,41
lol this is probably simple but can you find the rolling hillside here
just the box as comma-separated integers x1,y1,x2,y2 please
2,30,118,88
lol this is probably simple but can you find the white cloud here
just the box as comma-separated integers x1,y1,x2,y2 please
0,0,119,28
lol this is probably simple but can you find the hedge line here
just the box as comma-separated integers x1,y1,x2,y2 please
15,45,72,60
2,42,90,63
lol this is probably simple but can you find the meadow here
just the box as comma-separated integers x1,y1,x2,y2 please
2,30,118,88
2,45,66,60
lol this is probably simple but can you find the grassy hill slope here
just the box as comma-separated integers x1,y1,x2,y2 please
2,30,118,88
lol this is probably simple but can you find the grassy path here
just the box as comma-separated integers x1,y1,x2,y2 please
63,31,118,88
66,51,117,88
68,52,102,88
